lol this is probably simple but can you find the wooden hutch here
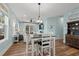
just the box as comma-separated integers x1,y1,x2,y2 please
66,20,79,48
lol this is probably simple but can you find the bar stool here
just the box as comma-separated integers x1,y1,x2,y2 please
36,34,52,56
41,37,51,56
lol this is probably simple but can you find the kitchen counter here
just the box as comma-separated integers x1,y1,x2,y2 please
31,36,56,39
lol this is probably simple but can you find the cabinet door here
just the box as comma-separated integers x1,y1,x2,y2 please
71,36,79,48
66,35,73,45
74,36,79,46
72,37,77,46
66,35,72,41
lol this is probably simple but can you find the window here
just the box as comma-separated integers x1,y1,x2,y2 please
0,11,5,40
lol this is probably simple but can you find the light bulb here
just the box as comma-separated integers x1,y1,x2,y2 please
75,23,78,25
37,20,42,23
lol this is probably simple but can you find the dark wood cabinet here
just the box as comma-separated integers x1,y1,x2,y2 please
66,21,79,48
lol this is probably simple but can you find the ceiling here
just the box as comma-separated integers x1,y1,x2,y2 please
6,3,79,20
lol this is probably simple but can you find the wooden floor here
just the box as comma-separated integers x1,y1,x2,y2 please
4,39,79,56
4,42,26,56
55,40,79,56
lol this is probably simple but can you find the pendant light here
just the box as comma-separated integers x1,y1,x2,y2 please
37,3,43,23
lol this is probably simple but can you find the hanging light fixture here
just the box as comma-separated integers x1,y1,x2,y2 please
37,3,43,23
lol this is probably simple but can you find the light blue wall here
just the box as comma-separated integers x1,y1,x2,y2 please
43,17,64,39
0,9,15,55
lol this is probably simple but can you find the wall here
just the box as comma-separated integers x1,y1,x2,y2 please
0,4,15,55
43,17,64,39
0,14,13,56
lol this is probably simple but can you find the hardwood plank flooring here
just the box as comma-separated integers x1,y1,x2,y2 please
4,42,26,56
55,39,79,56
4,39,79,56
